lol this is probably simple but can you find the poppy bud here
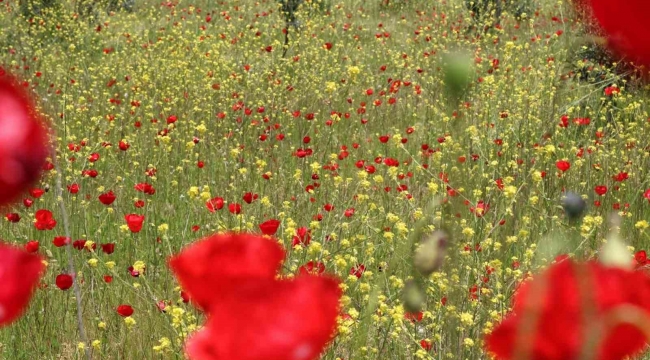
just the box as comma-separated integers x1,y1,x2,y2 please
414,230,449,276
561,192,587,220
442,51,474,100
600,213,632,270
403,280,425,313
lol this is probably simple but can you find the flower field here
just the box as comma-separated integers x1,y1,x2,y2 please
2,0,650,359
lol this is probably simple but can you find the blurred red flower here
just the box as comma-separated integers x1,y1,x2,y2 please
0,242,44,327
185,275,341,360
0,75,50,208
168,233,285,311
588,0,650,69
485,259,650,360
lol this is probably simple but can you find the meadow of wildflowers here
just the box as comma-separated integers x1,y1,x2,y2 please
2,0,650,358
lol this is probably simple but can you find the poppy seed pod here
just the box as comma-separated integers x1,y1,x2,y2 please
561,192,587,221
414,230,449,276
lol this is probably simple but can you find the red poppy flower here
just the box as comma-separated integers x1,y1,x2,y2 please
185,275,341,360
72,239,88,251
116,304,134,317
206,197,225,212
29,188,45,198
157,300,167,312
420,339,433,351
134,182,155,195
470,200,490,217
0,75,49,208
595,185,608,196
5,213,20,222
81,169,98,177
168,233,285,311
52,236,70,247
34,209,56,230
124,214,145,233
55,274,73,291
588,0,650,69
101,243,115,254
612,172,629,182
242,192,257,204
404,311,424,322
635,251,647,268
24,240,39,253
383,158,399,167
292,227,311,247
128,266,141,277
98,191,116,205
350,264,366,279
644,189,650,203
555,160,571,172
118,140,129,151
67,183,79,194
299,261,325,276
228,203,241,215
259,219,281,236
485,259,650,360
0,242,44,327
